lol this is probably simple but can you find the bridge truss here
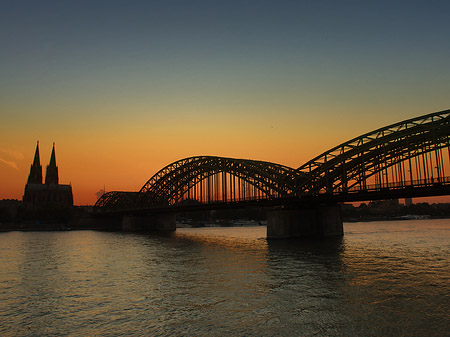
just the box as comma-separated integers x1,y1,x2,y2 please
94,109,450,212
296,109,450,196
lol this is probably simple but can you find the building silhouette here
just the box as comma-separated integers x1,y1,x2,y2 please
23,142,73,209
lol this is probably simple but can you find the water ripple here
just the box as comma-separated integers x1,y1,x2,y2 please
0,220,449,336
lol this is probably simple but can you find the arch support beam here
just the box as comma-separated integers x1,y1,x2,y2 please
267,204,343,239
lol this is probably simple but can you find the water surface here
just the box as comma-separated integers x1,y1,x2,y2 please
0,220,449,336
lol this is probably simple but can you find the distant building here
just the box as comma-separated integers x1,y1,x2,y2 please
0,199,21,222
23,142,73,209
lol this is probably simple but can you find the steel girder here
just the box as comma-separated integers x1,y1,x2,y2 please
295,109,450,195
136,156,299,207
94,191,140,211
94,109,450,212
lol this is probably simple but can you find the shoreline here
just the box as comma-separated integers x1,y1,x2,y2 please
2,215,449,232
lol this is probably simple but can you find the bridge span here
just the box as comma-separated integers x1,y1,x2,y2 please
94,109,450,238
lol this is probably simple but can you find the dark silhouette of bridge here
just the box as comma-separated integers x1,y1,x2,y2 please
93,109,450,238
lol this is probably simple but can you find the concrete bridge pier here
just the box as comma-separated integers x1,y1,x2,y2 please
267,204,343,239
122,213,176,232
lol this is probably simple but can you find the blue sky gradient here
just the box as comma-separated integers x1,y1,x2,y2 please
1,0,450,203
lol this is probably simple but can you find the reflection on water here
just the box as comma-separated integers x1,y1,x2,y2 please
0,220,449,336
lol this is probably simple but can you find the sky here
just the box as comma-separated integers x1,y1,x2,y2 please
1,0,450,205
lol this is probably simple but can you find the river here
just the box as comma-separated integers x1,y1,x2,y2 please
0,220,449,336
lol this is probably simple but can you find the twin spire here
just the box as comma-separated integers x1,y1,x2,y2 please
28,141,42,184
27,141,59,185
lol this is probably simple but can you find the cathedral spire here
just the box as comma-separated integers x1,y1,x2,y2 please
33,141,41,166
49,142,56,167
27,141,43,184
45,142,59,185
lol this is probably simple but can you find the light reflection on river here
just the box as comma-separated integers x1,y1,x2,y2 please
0,220,449,336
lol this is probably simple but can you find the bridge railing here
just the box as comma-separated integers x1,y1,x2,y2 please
95,175,450,213
345,176,450,194
175,175,450,204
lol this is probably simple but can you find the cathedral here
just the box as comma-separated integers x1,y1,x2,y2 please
23,142,73,209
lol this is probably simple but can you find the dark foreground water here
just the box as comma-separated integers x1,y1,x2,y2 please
0,220,449,336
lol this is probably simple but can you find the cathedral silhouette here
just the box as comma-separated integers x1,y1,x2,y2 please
23,142,73,208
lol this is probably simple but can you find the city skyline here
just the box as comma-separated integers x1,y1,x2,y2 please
2,1,450,204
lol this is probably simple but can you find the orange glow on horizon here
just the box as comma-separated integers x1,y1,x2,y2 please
2,2,450,205
3,105,450,206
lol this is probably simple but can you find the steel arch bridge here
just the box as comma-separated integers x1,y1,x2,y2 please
95,157,301,211
94,109,450,212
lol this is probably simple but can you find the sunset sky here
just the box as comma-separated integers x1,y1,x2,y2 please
1,1,450,205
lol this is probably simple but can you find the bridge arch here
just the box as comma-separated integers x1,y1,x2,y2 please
136,156,299,207
94,156,301,211
94,109,450,212
94,191,140,211
295,109,450,195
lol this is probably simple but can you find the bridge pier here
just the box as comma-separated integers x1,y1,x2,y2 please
122,213,176,232
267,204,343,239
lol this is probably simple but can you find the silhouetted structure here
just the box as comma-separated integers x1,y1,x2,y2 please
92,109,450,238
23,142,73,209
